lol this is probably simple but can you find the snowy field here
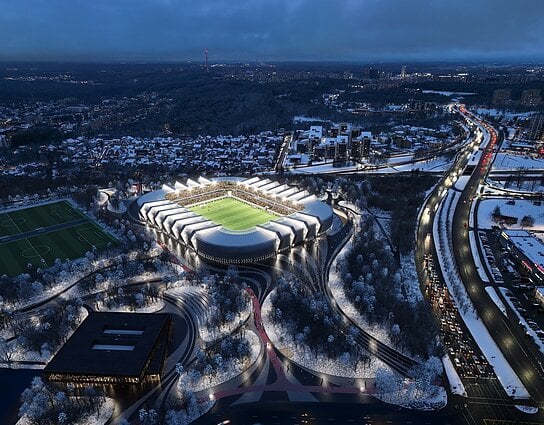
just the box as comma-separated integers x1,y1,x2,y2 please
492,153,544,171
477,198,544,231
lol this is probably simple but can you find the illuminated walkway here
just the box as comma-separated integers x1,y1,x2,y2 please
211,288,373,400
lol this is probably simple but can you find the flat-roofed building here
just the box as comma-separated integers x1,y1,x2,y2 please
45,312,171,384
500,230,544,284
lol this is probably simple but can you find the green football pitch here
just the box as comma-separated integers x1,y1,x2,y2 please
188,197,278,231
0,201,118,276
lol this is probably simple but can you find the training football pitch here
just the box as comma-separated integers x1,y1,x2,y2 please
0,200,118,276
188,197,278,231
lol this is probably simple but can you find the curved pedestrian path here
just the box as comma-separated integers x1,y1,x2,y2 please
212,288,372,400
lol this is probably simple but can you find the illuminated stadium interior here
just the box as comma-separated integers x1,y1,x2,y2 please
137,176,334,264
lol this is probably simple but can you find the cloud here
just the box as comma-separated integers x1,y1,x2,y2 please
0,0,542,61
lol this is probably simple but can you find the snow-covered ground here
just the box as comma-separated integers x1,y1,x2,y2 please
288,154,452,175
453,175,470,191
79,398,115,425
17,398,114,425
515,405,539,414
422,90,476,97
499,287,544,355
467,149,482,166
3,307,88,367
328,270,395,350
485,286,507,317
262,293,390,379
468,231,490,283
492,153,544,171
442,355,467,396
199,302,252,344
106,200,127,214
477,198,544,231
487,178,544,195
375,383,447,411
374,157,451,173
98,299,165,313
293,115,333,124
433,189,530,399
191,330,261,393
475,108,536,120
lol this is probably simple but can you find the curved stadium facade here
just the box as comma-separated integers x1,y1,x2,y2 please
137,177,334,264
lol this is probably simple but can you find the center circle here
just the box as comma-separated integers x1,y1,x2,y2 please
21,245,51,258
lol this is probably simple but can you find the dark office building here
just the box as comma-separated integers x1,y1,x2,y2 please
45,312,171,384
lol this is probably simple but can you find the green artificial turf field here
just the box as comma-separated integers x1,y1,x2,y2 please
188,197,278,231
0,200,118,276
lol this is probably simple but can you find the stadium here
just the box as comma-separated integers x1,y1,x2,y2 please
137,177,334,264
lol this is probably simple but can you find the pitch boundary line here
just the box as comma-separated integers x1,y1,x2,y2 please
6,211,24,235
23,238,49,267
49,204,80,221
76,227,110,249
8,207,50,267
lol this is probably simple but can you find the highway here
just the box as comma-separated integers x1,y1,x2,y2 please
450,111,544,403
416,104,544,420
416,103,544,423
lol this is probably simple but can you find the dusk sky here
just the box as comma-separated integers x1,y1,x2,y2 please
1,0,544,62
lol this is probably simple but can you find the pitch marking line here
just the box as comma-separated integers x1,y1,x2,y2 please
77,227,109,249
21,245,51,258
23,239,49,267
49,204,79,221
6,212,24,235
0,217,26,229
